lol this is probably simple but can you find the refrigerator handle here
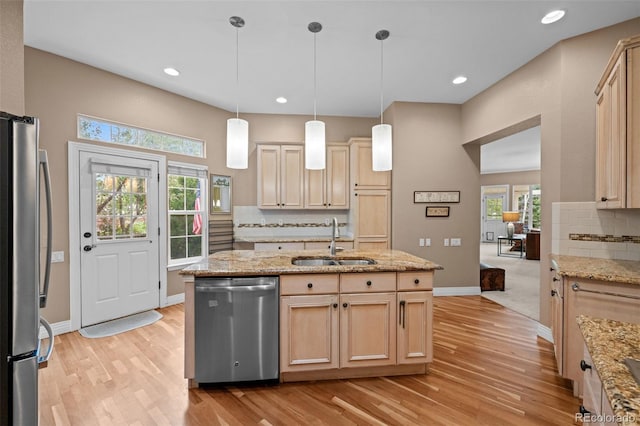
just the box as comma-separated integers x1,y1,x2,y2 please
37,317,54,364
39,149,52,308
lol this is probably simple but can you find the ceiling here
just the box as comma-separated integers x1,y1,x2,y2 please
23,1,640,119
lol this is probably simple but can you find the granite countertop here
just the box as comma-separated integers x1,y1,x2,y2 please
235,236,355,243
577,315,640,425
180,249,443,277
550,254,640,286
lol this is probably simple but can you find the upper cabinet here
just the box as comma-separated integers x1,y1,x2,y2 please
305,145,350,209
257,144,304,209
595,35,640,209
349,137,391,190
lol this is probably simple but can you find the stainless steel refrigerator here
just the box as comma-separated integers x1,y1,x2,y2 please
0,112,54,425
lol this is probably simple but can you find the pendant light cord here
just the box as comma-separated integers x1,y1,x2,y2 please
235,25,239,119
313,32,317,120
379,38,384,125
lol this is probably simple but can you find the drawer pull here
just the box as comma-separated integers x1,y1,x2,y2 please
552,277,559,282
307,283,313,288
571,282,640,300
366,280,372,286
550,289,557,296
580,360,592,371
579,405,590,415
414,279,420,284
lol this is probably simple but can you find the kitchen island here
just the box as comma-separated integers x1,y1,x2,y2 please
180,249,442,387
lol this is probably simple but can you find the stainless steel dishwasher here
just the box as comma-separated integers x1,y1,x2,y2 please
194,276,279,384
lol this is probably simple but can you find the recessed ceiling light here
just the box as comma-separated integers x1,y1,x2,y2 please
541,10,565,24
276,97,287,104
452,76,467,85
163,67,180,76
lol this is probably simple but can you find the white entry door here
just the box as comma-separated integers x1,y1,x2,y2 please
481,191,507,242
79,151,160,327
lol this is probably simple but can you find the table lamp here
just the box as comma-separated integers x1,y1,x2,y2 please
502,211,520,238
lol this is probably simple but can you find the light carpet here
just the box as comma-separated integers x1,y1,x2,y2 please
479,242,540,321
79,310,163,338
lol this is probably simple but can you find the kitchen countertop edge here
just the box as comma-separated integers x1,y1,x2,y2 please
550,254,640,286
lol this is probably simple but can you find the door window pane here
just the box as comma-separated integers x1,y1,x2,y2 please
95,173,148,240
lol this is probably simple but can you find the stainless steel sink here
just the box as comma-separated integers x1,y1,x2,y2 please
291,257,376,266
292,258,339,266
336,259,376,265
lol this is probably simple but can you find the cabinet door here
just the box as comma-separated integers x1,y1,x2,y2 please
280,145,304,209
550,273,564,375
257,145,281,208
350,140,391,189
326,145,349,209
596,52,626,209
581,345,602,416
353,190,390,240
280,295,339,372
254,242,305,251
304,168,326,208
397,291,432,364
340,292,396,368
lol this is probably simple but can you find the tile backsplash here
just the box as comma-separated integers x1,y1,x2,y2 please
233,206,351,239
552,202,640,260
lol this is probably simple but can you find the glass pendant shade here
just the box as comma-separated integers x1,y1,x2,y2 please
226,118,248,169
305,120,326,170
372,123,392,171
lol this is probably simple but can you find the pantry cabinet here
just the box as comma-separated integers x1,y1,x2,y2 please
305,145,349,209
595,35,640,209
257,144,304,209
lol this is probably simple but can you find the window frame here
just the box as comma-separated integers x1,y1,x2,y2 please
167,161,209,269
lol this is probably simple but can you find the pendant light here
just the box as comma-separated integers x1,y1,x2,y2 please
372,29,392,171
305,22,326,170
226,16,248,169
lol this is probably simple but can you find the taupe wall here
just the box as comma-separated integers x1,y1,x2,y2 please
480,170,540,188
389,102,480,288
24,47,375,323
0,0,24,114
461,17,640,326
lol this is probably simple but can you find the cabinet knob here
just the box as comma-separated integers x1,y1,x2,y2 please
552,277,559,282
333,303,338,308
579,405,590,415
355,183,358,186
328,203,331,206
278,246,282,250
414,279,420,284
307,283,313,288
366,280,372,286
355,193,358,196
601,197,608,202
580,360,592,371
551,289,557,296
342,302,348,308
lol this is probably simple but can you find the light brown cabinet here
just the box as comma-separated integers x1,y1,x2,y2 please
305,145,349,209
349,138,391,249
550,264,564,376
279,271,433,381
580,345,617,425
560,277,640,396
595,35,640,209
257,144,304,209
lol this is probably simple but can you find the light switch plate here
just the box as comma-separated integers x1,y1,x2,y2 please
419,238,425,247
451,238,461,246
51,251,64,263
444,238,449,246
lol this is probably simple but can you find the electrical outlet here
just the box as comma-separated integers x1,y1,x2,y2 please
325,218,330,226
426,238,431,247
278,219,284,226
260,218,266,226
419,238,425,247
444,238,450,246
51,251,64,263
451,238,461,246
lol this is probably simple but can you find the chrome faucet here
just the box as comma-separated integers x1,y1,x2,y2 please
330,217,339,256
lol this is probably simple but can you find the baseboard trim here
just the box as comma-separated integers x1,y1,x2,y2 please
537,324,553,343
165,293,185,306
39,320,73,338
433,286,482,296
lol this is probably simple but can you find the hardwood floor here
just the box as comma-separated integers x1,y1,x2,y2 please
39,296,580,425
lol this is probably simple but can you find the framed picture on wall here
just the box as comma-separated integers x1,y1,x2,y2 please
426,206,450,217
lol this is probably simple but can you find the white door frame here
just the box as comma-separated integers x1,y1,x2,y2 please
68,142,168,331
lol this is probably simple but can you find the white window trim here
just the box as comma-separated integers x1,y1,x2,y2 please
167,161,208,268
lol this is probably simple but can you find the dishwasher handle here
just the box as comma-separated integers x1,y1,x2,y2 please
195,283,277,292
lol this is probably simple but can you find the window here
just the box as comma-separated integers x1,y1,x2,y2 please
95,174,148,240
78,114,205,158
168,163,208,266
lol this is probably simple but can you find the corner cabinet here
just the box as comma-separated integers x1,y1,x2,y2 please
348,138,391,249
304,145,349,209
595,35,640,209
257,144,304,209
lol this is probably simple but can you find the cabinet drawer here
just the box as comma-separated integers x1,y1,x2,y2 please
397,272,433,291
255,242,305,251
281,274,339,295
304,241,354,250
340,272,396,293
